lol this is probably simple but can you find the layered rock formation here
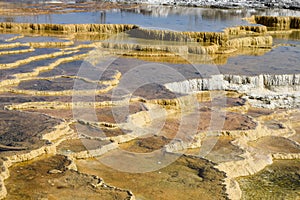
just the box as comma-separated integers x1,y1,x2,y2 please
0,22,138,34
129,28,193,42
224,25,268,35
248,16,300,30
225,36,273,48
0,12,299,200
0,21,278,60
129,28,228,45
0,111,73,200
165,74,300,108
99,41,220,55
100,28,274,56
5,155,136,200
165,74,300,93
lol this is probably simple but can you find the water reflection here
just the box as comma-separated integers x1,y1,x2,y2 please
1,3,300,31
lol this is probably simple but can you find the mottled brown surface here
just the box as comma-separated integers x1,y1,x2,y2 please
28,109,73,120
249,136,300,154
71,123,131,138
95,103,147,124
77,155,228,200
5,155,131,200
57,139,112,153
246,107,274,118
0,94,72,104
18,78,105,91
203,136,244,163
0,110,61,155
133,83,181,100
120,135,172,153
160,110,257,140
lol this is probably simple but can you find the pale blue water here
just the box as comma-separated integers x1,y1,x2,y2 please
1,4,300,32
0,9,249,32
0,3,300,77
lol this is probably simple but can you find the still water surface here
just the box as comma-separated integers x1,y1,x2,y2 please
1,4,300,32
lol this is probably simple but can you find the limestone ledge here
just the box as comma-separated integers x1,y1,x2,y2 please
147,94,199,111
247,93,300,109
97,26,275,56
164,74,300,108
0,40,74,52
93,180,136,200
17,53,85,79
129,28,230,45
86,37,273,57
224,25,268,36
29,40,74,48
225,36,273,48
5,95,188,116
99,41,220,55
48,71,121,86
0,22,138,34
0,22,278,59
82,131,136,144
64,43,97,51
0,52,86,90
20,67,121,91
225,103,250,114
5,101,114,110
222,122,295,140
8,86,113,96
65,142,119,159
0,47,35,56
272,153,300,159
117,51,177,57
129,26,272,45
129,28,193,42
4,35,24,42
0,50,79,70
0,42,25,49
248,15,300,30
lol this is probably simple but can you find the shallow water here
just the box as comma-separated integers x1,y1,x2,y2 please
13,36,69,43
0,52,87,81
0,3,300,78
0,48,60,64
1,5,300,32
219,45,300,75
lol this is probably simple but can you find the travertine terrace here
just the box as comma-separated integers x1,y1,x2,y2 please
0,4,300,199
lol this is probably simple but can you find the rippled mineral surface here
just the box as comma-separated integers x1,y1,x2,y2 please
0,1,300,200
